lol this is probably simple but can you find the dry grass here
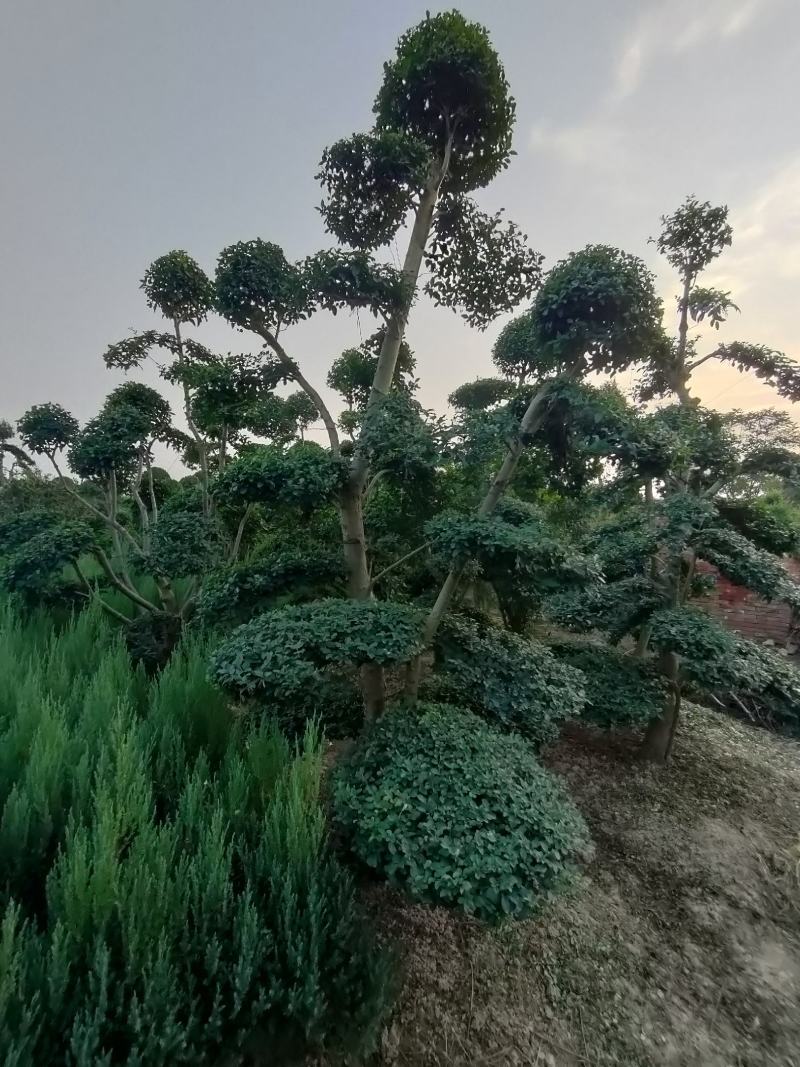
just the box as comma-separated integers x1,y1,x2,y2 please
352,706,800,1066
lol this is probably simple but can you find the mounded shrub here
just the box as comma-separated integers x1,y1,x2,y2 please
210,597,422,700
549,640,666,728
0,602,394,1064
334,703,590,922
432,615,585,746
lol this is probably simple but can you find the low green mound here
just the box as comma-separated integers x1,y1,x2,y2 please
334,703,589,923
549,640,666,728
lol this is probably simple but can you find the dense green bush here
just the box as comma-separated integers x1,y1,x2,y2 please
722,636,800,736
549,641,666,728
0,602,393,1064
433,615,585,745
334,703,589,922
196,546,345,628
210,598,422,699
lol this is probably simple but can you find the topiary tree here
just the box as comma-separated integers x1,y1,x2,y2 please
103,250,219,510
0,419,33,484
12,386,232,632
404,245,666,696
211,12,541,717
631,197,800,761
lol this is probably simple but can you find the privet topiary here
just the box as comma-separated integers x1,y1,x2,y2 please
210,598,422,700
334,703,590,922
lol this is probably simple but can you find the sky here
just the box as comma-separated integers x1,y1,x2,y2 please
2,0,799,466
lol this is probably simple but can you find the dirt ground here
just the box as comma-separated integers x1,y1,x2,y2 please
366,706,800,1066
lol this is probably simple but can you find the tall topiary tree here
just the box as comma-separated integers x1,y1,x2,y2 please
0,419,33,484
634,197,800,761
213,12,541,716
405,245,666,695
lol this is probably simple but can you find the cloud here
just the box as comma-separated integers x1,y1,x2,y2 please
531,0,774,171
611,0,769,101
707,155,800,298
529,117,626,168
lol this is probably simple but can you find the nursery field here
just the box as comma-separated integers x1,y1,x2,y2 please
3,8,800,1065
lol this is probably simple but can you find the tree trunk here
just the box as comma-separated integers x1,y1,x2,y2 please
641,651,681,763
349,160,445,496
339,484,386,718
173,318,211,515
343,152,450,719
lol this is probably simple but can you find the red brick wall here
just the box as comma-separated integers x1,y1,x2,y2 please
696,558,800,645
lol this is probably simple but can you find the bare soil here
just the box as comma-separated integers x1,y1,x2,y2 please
365,706,800,1066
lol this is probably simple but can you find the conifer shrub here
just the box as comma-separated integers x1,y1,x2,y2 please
0,601,394,1064
334,703,590,923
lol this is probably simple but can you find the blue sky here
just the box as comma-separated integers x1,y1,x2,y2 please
2,0,799,462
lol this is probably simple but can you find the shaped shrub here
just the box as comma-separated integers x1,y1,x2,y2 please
433,615,585,746
210,598,422,700
549,641,666,728
334,703,589,922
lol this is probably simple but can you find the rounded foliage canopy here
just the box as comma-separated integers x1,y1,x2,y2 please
530,245,665,375
17,403,79,456
210,598,423,700
655,195,732,280
448,377,516,412
431,615,586,746
215,240,311,332
316,131,431,250
333,703,589,922
374,10,516,194
213,443,347,511
141,250,214,325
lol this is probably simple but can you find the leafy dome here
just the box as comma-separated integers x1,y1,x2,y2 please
374,10,515,193
141,250,214,325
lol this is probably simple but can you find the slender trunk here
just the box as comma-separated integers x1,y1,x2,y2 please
349,160,446,496
671,273,693,402
50,457,143,556
634,479,657,659
641,650,680,762
639,276,695,759
405,372,571,700
343,144,452,719
339,484,385,718
145,454,159,523
173,318,210,515
259,328,340,457
230,504,253,562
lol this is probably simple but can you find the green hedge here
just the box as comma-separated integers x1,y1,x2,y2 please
334,703,589,923
0,602,393,1064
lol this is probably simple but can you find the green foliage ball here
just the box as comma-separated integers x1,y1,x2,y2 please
215,239,310,331
141,249,214,324
210,598,422,700
213,442,347,512
375,11,516,193
433,615,585,746
334,703,590,922
531,245,665,374
17,403,79,456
